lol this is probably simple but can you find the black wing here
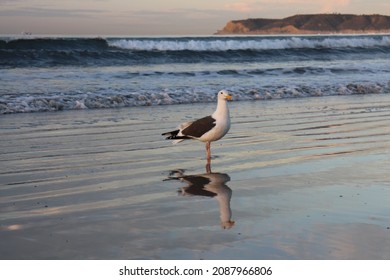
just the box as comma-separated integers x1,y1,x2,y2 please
182,115,216,138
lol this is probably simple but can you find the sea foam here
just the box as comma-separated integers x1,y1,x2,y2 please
108,36,390,51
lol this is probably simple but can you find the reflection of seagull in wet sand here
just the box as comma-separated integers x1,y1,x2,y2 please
169,170,235,229
162,90,232,165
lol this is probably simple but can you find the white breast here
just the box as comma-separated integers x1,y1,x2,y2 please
200,106,230,142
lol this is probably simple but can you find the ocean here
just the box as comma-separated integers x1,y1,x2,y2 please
2,34,390,261
1,34,390,114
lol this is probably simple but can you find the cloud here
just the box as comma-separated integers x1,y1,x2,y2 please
0,6,104,18
224,0,261,13
223,0,354,14
320,0,352,13
225,1,254,13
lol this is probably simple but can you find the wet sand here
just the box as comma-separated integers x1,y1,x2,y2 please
1,95,390,259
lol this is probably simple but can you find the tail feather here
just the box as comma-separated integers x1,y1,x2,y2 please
162,129,190,144
162,129,179,139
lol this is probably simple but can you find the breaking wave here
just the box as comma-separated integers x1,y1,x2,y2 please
1,35,390,67
1,82,389,114
109,36,390,51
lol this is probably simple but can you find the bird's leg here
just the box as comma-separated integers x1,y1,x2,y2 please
206,141,211,164
205,142,211,173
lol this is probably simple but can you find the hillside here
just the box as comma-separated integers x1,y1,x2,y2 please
216,14,390,35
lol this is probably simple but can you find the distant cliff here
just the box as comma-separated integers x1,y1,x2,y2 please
216,14,390,35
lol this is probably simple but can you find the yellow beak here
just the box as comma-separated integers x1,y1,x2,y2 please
226,95,233,101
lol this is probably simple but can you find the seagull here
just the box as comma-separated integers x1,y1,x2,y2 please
162,90,232,164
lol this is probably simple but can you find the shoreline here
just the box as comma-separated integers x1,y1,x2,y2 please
2,91,390,115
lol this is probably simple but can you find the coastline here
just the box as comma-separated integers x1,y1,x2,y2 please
215,14,390,35
1,94,389,259
215,30,390,35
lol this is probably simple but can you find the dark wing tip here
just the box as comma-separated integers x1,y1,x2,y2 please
162,129,179,137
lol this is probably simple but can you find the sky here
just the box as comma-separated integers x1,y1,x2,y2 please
1,0,390,35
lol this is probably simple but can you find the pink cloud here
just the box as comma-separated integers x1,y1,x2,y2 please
320,0,352,13
224,0,259,13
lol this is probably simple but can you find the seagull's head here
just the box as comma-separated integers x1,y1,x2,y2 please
218,90,232,101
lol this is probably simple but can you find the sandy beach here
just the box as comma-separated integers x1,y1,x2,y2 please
1,94,389,260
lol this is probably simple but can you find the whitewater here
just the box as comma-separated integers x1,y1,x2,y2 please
1,34,390,113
